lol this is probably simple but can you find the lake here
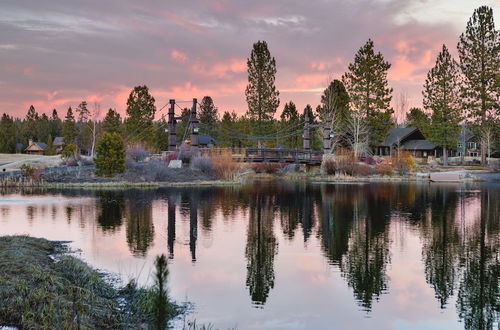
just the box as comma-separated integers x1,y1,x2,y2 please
0,181,498,329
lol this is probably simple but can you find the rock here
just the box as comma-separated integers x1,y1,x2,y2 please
168,160,183,169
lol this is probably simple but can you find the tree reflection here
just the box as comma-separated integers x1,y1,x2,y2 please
245,191,278,306
125,190,155,257
420,186,460,308
456,187,499,330
96,191,125,232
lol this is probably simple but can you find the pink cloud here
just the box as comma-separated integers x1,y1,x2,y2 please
3,65,35,76
190,58,246,78
170,49,188,63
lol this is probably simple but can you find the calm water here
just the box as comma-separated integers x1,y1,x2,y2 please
0,182,498,330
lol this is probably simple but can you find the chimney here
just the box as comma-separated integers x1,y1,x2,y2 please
28,139,33,146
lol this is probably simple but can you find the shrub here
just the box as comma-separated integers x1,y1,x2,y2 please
127,143,151,162
321,156,337,175
364,156,376,165
251,162,286,174
209,149,238,180
190,155,213,174
20,164,43,179
377,162,394,176
163,153,177,163
61,143,78,159
392,151,416,175
94,132,126,177
177,145,193,163
352,163,373,177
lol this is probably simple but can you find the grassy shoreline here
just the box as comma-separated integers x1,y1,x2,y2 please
0,235,178,329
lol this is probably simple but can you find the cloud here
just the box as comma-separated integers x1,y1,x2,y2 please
0,0,498,118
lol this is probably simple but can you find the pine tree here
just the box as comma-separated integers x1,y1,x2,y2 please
198,96,219,135
457,6,499,165
342,39,394,150
62,107,78,144
280,101,300,148
102,108,122,135
37,113,51,144
94,132,126,177
50,109,62,138
125,85,156,144
0,113,16,153
23,105,39,142
406,107,430,136
319,79,350,124
245,40,280,133
45,135,56,155
75,101,90,122
423,44,462,165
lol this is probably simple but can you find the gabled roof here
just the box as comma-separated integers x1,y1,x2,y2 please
26,142,47,151
53,137,65,146
380,127,419,147
401,139,436,150
199,135,219,145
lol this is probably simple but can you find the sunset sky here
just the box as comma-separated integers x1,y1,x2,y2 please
1,0,498,119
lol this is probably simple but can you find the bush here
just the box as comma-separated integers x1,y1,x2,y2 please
364,156,376,165
376,162,394,176
392,151,416,175
321,149,356,176
321,156,337,175
163,153,177,163
209,149,238,180
352,163,373,176
61,143,78,159
94,132,126,177
20,164,43,179
127,143,151,162
177,145,193,163
190,155,213,174
252,162,287,174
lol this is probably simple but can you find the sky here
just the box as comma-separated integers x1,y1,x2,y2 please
0,0,499,120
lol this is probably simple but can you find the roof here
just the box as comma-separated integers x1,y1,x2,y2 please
53,137,65,146
26,142,47,151
380,127,418,147
199,135,219,145
401,139,436,150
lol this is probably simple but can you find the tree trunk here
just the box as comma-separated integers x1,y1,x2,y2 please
481,138,487,166
443,146,448,166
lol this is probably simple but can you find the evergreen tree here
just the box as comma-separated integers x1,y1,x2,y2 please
23,105,39,142
457,6,499,165
75,101,90,122
406,107,431,136
45,134,56,155
0,113,16,153
50,109,62,137
280,101,300,148
37,113,51,144
319,79,350,124
62,107,78,144
198,96,219,135
245,40,280,133
175,107,191,143
125,85,156,144
423,44,463,165
102,108,122,135
342,39,394,150
94,132,126,177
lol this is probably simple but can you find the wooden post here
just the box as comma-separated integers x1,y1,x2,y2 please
303,109,310,151
190,98,199,148
168,99,177,151
323,116,332,154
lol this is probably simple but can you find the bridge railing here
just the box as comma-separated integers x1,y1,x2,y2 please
244,148,323,163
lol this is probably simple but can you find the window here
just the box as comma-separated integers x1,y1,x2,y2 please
467,142,477,149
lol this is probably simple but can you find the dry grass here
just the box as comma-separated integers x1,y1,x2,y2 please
0,235,176,329
208,149,239,180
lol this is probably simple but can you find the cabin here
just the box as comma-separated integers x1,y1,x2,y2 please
199,135,219,148
53,137,65,154
376,127,437,158
25,140,47,155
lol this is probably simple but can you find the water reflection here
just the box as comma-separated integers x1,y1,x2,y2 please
0,182,498,329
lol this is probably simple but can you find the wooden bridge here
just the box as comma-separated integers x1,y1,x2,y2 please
200,148,323,165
